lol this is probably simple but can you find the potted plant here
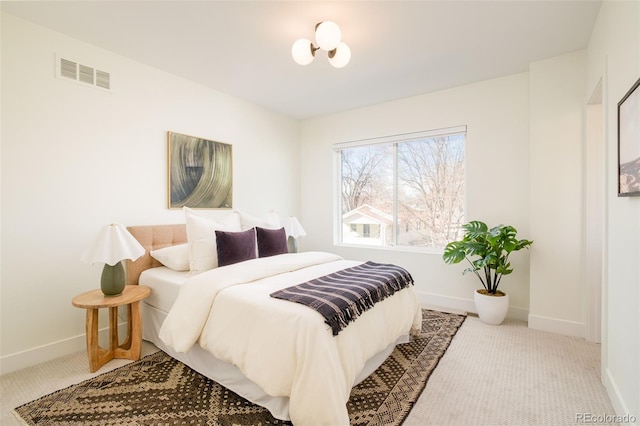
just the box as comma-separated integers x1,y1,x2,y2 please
442,220,533,325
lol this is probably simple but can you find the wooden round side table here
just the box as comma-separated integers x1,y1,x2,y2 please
72,285,151,372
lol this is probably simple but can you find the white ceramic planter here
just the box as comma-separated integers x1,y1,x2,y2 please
474,289,509,325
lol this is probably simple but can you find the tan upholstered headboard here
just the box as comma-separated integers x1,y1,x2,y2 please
126,224,187,286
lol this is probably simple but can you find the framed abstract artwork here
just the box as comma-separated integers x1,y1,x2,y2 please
618,76,640,196
168,132,233,209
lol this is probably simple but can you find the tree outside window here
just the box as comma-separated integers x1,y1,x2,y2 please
337,128,465,250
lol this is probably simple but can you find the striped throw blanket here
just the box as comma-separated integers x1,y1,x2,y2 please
270,261,414,336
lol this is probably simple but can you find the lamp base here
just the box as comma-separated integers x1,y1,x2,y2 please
287,236,298,253
101,262,126,297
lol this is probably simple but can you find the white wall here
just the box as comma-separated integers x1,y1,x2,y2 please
528,51,587,337
300,73,532,319
0,13,300,373
587,1,640,421
3,9,639,421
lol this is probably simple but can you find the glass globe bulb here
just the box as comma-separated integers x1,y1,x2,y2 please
328,42,351,68
291,38,315,65
315,21,341,51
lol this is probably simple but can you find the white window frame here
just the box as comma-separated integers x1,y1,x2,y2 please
333,125,466,252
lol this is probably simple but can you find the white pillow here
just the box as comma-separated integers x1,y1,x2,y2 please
150,244,190,271
236,210,281,231
184,207,241,275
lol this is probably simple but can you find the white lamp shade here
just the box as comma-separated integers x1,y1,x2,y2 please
329,42,351,68
285,217,307,239
81,224,145,266
315,21,341,51
292,38,315,65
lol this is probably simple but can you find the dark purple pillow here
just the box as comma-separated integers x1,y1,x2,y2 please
256,226,288,258
215,228,257,267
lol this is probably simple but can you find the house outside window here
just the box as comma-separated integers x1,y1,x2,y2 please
335,126,466,251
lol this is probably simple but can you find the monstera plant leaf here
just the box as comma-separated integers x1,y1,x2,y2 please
442,220,533,294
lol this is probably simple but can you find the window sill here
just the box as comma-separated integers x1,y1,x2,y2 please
333,242,444,255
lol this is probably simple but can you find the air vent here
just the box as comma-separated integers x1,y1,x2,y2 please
95,70,111,90
78,64,94,85
60,58,77,80
57,55,111,92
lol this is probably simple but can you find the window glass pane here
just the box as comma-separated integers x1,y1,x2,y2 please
337,129,465,250
396,134,465,248
340,145,393,247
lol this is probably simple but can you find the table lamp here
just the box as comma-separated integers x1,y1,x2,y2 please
285,216,307,253
81,224,145,296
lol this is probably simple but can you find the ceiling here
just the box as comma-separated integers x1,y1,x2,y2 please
1,1,602,119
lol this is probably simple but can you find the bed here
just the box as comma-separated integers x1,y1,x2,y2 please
126,222,422,426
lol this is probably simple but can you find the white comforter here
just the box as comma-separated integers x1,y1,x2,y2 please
160,251,422,426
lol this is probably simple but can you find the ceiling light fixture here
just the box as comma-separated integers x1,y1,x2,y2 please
291,21,351,68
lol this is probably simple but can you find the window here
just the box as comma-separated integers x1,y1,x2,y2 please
335,126,466,250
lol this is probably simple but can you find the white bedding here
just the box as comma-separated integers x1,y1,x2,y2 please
139,266,186,312
159,251,422,426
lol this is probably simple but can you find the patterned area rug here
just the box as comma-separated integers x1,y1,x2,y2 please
14,309,465,425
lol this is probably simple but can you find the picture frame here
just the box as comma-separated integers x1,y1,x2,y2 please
168,131,233,209
618,76,640,197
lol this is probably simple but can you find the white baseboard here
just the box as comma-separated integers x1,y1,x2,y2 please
416,291,529,322
507,305,529,322
422,291,586,339
528,314,585,338
603,366,639,425
0,323,128,376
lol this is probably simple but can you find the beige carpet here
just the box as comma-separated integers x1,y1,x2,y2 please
2,315,615,425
